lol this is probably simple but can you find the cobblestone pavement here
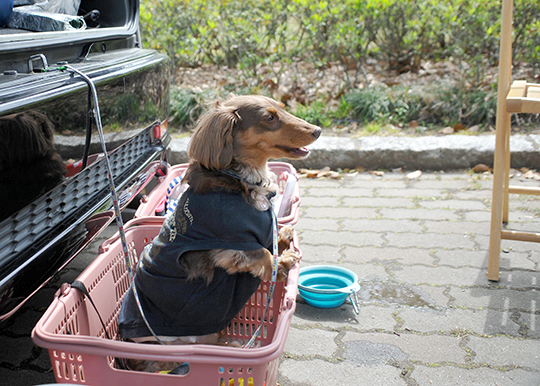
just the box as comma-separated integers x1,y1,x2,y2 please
1,170,539,385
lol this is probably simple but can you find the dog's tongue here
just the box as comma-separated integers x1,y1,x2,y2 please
297,147,310,156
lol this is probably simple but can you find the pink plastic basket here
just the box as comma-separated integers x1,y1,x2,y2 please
32,217,301,386
134,162,301,226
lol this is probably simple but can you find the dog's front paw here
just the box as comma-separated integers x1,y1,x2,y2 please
277,249,298,281
278,225,295,254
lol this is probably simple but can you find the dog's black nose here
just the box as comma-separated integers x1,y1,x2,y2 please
312,127,322,139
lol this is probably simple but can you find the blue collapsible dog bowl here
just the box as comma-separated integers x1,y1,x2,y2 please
298,265,360,313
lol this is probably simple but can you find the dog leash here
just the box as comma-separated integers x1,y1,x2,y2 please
48,64,165,345
244,200,279,348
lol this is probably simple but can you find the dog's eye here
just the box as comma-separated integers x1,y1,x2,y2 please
267,115,275,122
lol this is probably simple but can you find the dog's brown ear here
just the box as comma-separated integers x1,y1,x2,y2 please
188,102,240,170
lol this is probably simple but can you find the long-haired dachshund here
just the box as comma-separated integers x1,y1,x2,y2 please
118,95,321,372
0,111,66,222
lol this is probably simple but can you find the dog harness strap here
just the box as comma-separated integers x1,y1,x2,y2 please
217,168,266,187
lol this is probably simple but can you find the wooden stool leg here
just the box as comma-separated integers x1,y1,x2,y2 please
489,0,514,281
489,119,508,281
502,126,511,224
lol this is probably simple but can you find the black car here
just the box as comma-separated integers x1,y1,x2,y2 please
0,0,171,322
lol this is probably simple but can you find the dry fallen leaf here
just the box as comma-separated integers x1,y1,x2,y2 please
369,170,385,176
317,171,332,178
299,167,342,179
472,163,492,173
329,171,341,179
453,123,466,131
520,167,530,174
523,170,535,179
407,170,422,179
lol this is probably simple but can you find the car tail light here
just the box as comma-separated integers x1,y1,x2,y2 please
153,119,168,140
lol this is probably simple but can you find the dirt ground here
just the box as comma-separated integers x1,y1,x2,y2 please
174,59,540,137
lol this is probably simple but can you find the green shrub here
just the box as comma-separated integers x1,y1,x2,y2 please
169,88,217,129
344,83,498,128
142,0,540,132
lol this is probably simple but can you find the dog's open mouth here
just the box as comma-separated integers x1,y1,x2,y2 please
276,145,310,158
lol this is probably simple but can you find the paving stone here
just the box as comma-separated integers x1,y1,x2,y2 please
380,208,459,221
434,249,489,268
341,219,423,233
393,266,484,286
385,233,476,249
278,358,405,386
433,249,532,269
300,195,341,207
494,270,540,289
448,287,539,311
418,199,488,211
342,332,466,364
340,261,390,280
355,179,408,189
417,285,450,307
468,336,540,369
299,179,341,189
423,220,490,235
341,176,388,187
490,237,540,254
283,328,339,357
305,187,374,197
300,261,389,282
377,188,447,198
291,302,367,329
300,244,342,262
518,311,540,338
300,230,385,247
410,179,473,190
462,210,493,222
292,304,397,331
342,246,435,265
302,206,378,219
500,238,540,253
507,220,540,233
342,197,416,208
399,307,521,336
295,217,340,231
412,365,540,386
452,189,493,200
